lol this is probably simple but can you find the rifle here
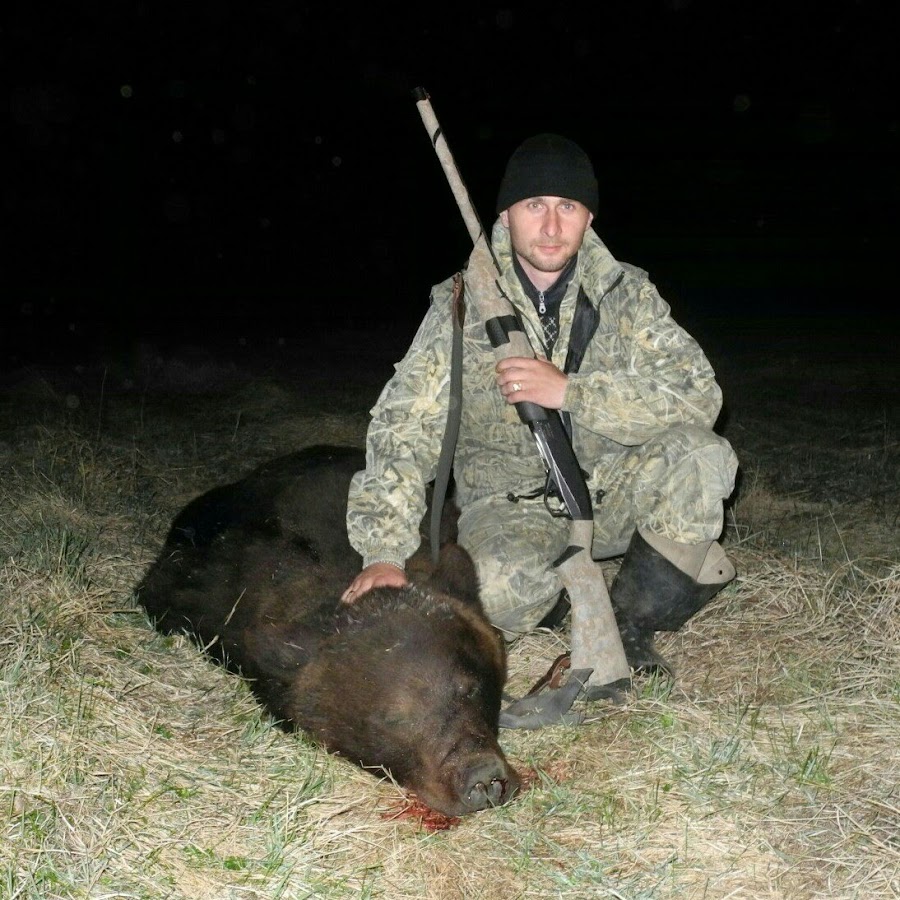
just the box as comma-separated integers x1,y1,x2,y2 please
413,88,631,722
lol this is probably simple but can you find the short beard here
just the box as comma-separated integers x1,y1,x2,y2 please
516,244,576,274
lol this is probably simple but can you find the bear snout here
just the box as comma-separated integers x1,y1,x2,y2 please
460,756,520,811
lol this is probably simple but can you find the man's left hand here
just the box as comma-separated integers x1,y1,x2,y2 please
496,356,568,409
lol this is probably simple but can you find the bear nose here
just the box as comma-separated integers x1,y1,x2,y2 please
462,760,520,810
467,777,507,809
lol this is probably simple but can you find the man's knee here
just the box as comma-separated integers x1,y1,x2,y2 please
591,426,738,551
470,551,562,639
457,496,568,637
637,427,736,532
647,425,736,472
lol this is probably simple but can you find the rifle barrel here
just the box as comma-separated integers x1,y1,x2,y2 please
414,88,483,246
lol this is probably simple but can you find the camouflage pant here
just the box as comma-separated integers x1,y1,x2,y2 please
456,425,738,637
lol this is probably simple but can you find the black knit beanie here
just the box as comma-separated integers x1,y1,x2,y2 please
496,133,599,215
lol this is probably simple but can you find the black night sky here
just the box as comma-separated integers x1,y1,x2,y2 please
4,1,897,369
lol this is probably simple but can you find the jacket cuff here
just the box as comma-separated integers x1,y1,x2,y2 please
363,556,406,572
562,374,587,417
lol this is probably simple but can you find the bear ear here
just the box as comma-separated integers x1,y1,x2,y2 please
428,543,482,609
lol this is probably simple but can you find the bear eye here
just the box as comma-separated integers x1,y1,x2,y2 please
456,679,479,700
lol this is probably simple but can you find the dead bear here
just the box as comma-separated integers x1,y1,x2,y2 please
136,444,520,817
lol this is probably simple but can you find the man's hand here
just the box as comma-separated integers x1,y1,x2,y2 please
341,562,407,604
496,356,568,409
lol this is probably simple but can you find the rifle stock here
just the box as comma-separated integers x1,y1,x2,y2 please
413,88,631,695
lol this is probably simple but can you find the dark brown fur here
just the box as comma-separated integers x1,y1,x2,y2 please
136,445,519,816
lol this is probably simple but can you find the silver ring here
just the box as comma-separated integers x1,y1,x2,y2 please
512,381,522,393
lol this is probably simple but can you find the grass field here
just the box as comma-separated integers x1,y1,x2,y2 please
1,325,897,899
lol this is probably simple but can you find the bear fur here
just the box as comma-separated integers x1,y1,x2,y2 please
136,444,520,816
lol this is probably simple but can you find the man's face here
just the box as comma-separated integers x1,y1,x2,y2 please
500,197,593,289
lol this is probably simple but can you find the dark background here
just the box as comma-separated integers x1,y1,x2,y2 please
4,1,897,369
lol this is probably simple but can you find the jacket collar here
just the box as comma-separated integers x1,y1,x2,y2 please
492,218,625,310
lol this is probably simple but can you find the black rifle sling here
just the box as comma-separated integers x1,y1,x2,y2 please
430,272,465,564
563,286,600,376
559,285,601,437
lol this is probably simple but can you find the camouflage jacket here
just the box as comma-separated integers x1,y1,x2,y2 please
347,220,724,569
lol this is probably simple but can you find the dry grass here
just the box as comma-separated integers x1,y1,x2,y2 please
1,334,897,899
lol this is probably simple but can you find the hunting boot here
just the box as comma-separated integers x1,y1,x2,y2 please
610,527,735,675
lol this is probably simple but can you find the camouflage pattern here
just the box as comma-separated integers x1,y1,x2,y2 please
456,424,736,635
347,220,738,634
